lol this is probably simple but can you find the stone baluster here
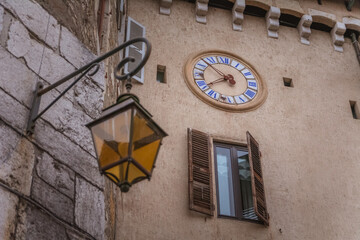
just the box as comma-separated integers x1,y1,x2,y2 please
232,0,245,31
159,0,172,15
196,0,209,24
297,15,312,45
266,6,281,38
331,21,346,52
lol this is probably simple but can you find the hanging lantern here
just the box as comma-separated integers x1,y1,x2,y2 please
86,94,168,192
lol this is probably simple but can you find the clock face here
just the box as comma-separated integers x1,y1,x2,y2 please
184,50,267,112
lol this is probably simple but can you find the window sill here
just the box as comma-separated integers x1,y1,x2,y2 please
217,215,264,225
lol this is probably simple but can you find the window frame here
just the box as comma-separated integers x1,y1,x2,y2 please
213,141,261,224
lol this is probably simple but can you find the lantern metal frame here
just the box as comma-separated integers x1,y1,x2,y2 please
86,94,168,192
26,37,151,134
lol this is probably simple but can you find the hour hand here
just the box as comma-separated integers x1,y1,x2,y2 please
226,75,236,85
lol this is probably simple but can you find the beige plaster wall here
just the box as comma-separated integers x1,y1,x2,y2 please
115,0,360,239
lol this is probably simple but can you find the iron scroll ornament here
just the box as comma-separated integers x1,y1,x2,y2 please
26,37,152,134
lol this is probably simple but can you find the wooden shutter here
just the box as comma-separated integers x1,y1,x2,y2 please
247,131,269,225
188,128,214,216
124,17,145,83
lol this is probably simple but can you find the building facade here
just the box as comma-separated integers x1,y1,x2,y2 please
0,0,360,240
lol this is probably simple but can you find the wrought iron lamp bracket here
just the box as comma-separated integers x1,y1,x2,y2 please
26,37,151,135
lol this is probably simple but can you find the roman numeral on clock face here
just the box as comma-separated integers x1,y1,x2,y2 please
247,80,258,90
196,80,209,90
241,69,255,79
195,60,207,70
244,89,257,99
234,95,248,104
217,56,230,64
193,69,204,79
204,56,217,64
231,60,245,70
205,89,220,100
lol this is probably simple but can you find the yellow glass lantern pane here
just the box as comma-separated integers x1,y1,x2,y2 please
128,109,163,178
105,160,147,185
127,163,147,184
105,165,120,184
105,161,130,184
91,109,132,168
133,139,161,173
95,139,121,168
131,110,155,143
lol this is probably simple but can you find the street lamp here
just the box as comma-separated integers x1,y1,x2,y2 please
26,38,167,192
86,94,167,192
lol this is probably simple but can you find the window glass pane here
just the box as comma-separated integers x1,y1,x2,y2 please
216,147,235,217
237,150,258,220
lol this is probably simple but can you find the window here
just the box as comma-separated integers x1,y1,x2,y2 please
350,101,359,119
188,129,269,225
124,17,146,83
283,77,293,87
214,143,258,221
156,65,166,83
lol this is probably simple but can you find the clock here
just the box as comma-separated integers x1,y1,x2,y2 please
184,50,267,112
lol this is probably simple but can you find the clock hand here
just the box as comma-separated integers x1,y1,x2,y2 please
208,75,237,86
227,75,236,85
200,57,225,76
208,77,225,86
200,58,236,85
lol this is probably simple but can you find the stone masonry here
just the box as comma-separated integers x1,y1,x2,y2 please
0,0,112,239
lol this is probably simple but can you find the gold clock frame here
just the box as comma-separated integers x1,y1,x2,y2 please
183,50,268,112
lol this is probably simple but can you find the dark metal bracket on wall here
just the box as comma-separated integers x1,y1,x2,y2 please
26,37,151,135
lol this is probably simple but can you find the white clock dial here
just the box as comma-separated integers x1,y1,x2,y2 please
184,51,267,112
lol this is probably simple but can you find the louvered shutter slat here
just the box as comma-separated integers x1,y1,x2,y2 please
188,128,214,216
247,131,269,226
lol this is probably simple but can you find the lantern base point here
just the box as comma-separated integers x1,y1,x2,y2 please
120,182,131,192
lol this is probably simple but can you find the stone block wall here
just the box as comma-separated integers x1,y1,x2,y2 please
34,0,98,53
0,1,114,239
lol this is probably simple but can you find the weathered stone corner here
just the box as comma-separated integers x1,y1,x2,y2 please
36,152,75,199
0,6,4,33
0,187,18,239
0,0,60,50
31,174,74,223
0,0,109,239
75,177,105,240
0,125,35,196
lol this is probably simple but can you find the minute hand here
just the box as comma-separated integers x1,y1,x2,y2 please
208,77,225,86
201,57,225,76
